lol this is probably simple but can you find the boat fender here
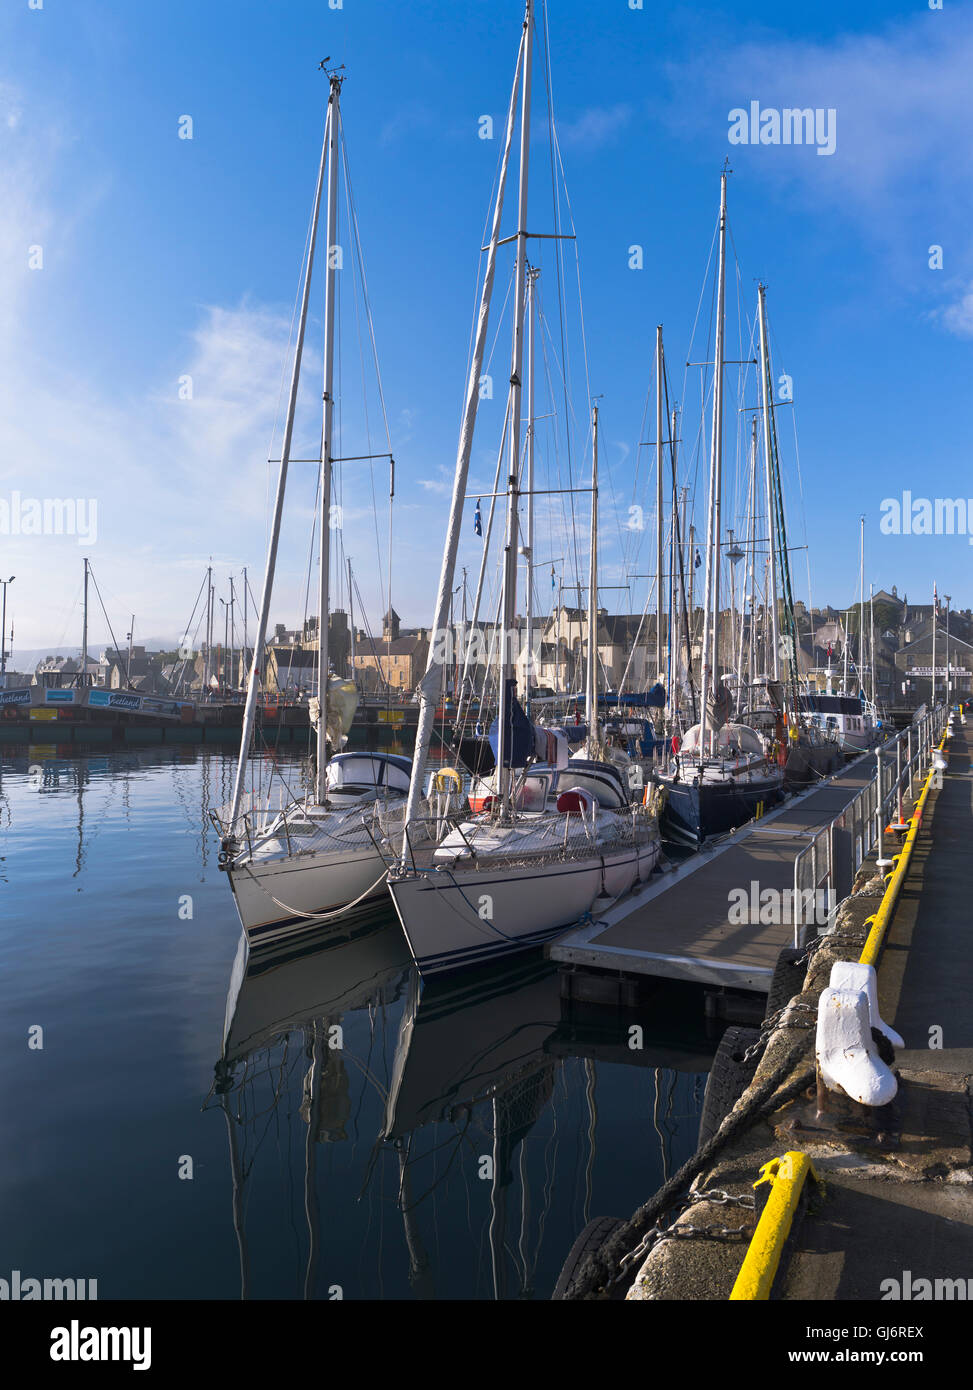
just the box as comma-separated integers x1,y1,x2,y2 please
431,766,463,794
551,1216,626,1301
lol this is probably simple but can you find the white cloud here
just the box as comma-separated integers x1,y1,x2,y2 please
555,103,632,152
416,472,451,495
660,9,973,309
940,281,973,338
0,73,406,648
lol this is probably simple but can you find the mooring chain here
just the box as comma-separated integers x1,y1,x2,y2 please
739,1000,817,1067
685,1188,755,1209
616,1187,756,1276
664,1223,751,1241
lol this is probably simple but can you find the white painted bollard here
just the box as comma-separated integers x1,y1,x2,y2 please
828,960,904,1049
816,987,897,1107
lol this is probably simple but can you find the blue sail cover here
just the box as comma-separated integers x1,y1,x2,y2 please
597,683,665,710
488,678,536,768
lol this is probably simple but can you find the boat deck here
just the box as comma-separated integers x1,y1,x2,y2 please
549,752,882,992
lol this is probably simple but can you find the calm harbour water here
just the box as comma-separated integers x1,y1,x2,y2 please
0,742,713,1300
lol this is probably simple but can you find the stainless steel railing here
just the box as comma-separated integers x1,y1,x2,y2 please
791,705,948,947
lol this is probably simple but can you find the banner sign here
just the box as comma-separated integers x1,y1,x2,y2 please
140,697,181,716
0,687,31,706
89,690,142,711
45,688,76,703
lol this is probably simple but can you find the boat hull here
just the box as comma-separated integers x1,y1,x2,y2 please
228,843,391,951
658,772,784,847
784,739,842,788
387,838,660,978
839,730,880,755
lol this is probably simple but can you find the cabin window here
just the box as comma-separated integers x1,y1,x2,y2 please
518,774,551,811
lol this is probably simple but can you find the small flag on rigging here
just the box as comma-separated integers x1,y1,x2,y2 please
473,500,482,537
694,549,701,569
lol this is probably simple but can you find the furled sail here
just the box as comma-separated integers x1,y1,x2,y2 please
309,677,358,750
707,680,733,732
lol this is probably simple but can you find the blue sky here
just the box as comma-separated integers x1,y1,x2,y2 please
2,0,972,654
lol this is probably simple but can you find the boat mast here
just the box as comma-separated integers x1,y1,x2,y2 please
672,419,697,724
666,405,678,718
655,325,664,684
81,556,89,687
859,515,865,696
228,86,332,832
524,265,539,716
736,416,756,692
401,12,528,847
746,415,759,691
497,0,533,810
586,402,599,741
757,283,779,682
316,72,343,804
204,564,213,693
688,521,696,651
869,582,875,707
228,579,235,690
347,558,356,686
698,169,727,754
242,567,248,681
932,581,937,708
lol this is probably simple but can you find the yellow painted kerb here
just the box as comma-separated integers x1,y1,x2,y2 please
729,1151,816,1301
859,729,948,968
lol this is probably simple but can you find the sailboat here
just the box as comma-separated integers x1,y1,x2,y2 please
215,71,418,950
386,0,660,978
730,285,842,788
655,174,785,847
799,518,881,754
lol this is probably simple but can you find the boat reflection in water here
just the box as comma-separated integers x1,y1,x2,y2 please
211,924,714,1299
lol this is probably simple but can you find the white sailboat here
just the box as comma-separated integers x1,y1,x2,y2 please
801,517,881,755
386,1,660,978
216,70,413,950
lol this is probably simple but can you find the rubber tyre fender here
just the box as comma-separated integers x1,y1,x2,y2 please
697,1025,762,1149
551,1215,625,1301
764,945,808,1021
